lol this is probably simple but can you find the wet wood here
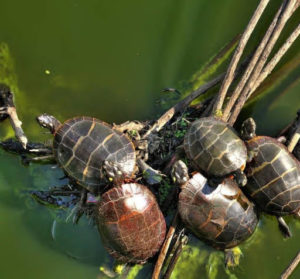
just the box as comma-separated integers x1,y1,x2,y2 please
0,84,28,149
280,251,300,279
152,211,179,279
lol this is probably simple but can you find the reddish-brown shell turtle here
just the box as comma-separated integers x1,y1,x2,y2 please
184,117,247,177
178,172,258,250
52,116,136,192
96,183,166,264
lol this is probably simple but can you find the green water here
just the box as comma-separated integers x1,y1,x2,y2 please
0,1,299,278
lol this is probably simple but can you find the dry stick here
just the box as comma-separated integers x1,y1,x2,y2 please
222,0,287,122
152,212,179,279
213,0,270,115
253,23,300,94
6,106,28,149
280,251,300,279
229,0,299,125
162,234,188,279
287,126,300,152
229,21,300,125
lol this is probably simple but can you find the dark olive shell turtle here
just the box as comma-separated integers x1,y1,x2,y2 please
244,136,300,217
51,116,136,192
178,172,258,250
184,117,247,178
96,183,166,263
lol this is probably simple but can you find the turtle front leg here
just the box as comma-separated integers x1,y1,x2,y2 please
277,216,292,238
224,246,242,268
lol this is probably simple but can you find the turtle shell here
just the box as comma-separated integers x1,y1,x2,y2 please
97,183,166,263
53,116,136,191
178,173,258,249
184,117,247,177
244,136,300,216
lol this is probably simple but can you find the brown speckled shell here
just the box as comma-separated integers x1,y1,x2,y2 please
97,183,166,263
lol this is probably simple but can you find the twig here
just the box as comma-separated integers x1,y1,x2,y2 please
162,232,188,279
222,0,287,122
213,0,270,115
252,22,300,94
280,251,300,279
152,211,179,279
0,84,28,148
229,0,299,125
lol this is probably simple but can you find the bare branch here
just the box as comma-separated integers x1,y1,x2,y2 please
252,22,300,94
222,0,287,122
229,0,299,125
281,251,300,279
213,0,270,115
152,212,179,279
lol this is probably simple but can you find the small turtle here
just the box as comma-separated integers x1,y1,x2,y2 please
184,117,247,186
96,181,166,264
172,160,258,266
37,114,136,193
241,118,300,237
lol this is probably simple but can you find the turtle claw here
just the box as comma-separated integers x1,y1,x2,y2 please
277,216,292,238
224,247,242,268
0,106,7,114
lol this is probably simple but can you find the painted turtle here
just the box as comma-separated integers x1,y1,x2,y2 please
37,114,136,192
184,117,247,185
241,118,300,237
96,182,166,264
37,114,166,263
172,160,258,265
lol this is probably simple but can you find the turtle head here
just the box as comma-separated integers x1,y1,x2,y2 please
103,160,126,185
171,160,189,186
241,117,256,141
37,114,61,134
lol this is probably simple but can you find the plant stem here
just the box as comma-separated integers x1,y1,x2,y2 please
229,0,299,125
213,0,270,115
252,22,300,94
222,0,288,122
152,211,179,279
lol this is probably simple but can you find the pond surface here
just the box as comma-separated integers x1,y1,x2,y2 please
0,1,299,279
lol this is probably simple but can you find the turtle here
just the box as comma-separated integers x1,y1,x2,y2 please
37,114,166,264
183,117,248,186
172,160,258,266
96,182,166,264
241,118,300,237
37,114,136,193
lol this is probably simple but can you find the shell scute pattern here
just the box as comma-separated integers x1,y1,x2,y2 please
245,136,300,215
53,117,136,191
97,183,166,263
184,117,247,177
179,173,257,249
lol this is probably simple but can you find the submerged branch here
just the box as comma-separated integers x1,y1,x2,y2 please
280,251,300,279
